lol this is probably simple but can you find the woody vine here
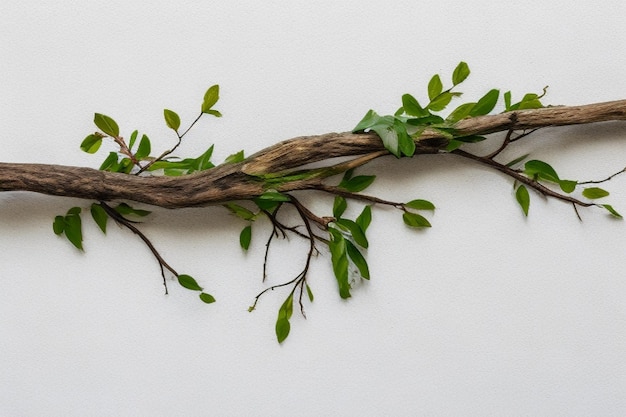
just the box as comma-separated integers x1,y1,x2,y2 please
1,62,625,343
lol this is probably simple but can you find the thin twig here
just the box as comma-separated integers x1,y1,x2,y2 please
99,201,177,293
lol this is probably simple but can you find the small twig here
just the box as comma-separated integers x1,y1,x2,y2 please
99,201,177,293
136,113,204,175
452,149,593,208
316,184,404,209
579,167,626,185
249,195,319,315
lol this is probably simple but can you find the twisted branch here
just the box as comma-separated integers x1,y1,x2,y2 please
0,100,624,208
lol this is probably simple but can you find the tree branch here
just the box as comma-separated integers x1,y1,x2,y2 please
0,100,624,208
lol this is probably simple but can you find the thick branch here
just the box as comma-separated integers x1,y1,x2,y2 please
0,100,624,208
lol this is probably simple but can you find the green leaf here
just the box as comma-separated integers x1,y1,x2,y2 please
505,153,530,168
336,218,368,249
128,130,138,151
345,240,370,280
401,94,429,118
452,61,470,86
446,102,476,123
135,134,151,160
454,135,487,144
177,274,203,291
427,92,453,112
278,293,294,320
256,191,291,202
395,118,415,157
224,150,245,164
339,175,376,193
470,89,499,116
559,180,577,193
224,203,255,221
352,109,381,132
405,199,435,210
201,85,220,113
402,211,431,228
515,185,530,216
356,205,372,232
114,202,151,217
67,207,81,215
583,187,610,199
205,109,222,118
524,160,560,183
275,293,294,343
240,225,252,250
115,157,134,174
445,139,463,152
517,93,544,110
53,215,65,235
602,204,622,218
306,284,314,302
80,134,102,154
189,145,215,172
199,292,216,304
333,196,347,219
94,113,119,137
504,91,512,111
99,152,119,171
275,317,290,343
371,120,399,158
428,74,443,101
328,228,351,299
164,109,181,131
90,203,108,234
63,213,83,250
253,198,281,212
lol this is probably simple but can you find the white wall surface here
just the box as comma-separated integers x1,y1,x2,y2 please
1,1,625,416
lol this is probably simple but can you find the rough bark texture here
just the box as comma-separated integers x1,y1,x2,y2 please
1,100,625,209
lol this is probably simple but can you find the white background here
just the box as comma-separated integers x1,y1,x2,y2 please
1,1,625,416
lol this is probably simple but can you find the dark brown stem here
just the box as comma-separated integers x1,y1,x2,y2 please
99,201,178,293
451,149,593,207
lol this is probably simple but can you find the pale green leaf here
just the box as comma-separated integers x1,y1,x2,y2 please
94,113,119,137
405,199,435,210
583,187,610,199
428,74,443,101
452,61,470,85
164,109,181,131
80,134,102,154
201,85,220,113
402,212,431,228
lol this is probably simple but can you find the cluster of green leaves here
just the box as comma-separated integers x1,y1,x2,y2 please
56,85,228,303
509,157,622,217
328,170,435,300
53,203,149,251
353,62,547,156
53,201,215,303
80,85,223,175
274,285,313,343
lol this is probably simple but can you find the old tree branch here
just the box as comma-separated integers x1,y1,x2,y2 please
3,96,626,343
1,100,625,207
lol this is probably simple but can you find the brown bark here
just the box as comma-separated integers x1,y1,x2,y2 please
1,100,625,209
